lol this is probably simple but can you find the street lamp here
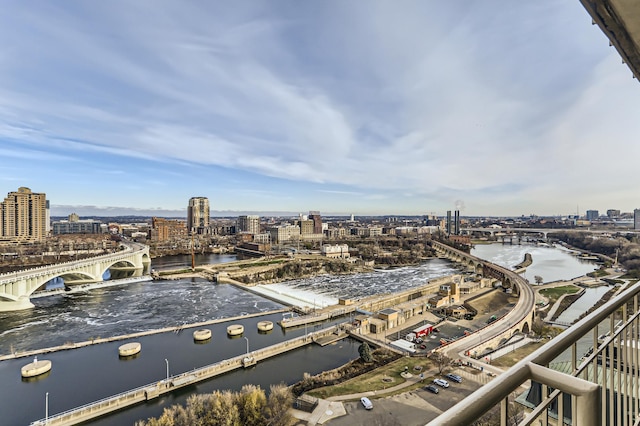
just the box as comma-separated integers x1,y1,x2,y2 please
164,358,169,381
45,392,49,425
243,337,249,355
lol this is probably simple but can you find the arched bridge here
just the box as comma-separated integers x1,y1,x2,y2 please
0,242,151,312
431,240,535,355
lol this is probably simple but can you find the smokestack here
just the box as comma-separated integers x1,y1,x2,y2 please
446,211,452,235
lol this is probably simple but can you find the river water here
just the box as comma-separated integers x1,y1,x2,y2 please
0,244,602,425
472,243,597,284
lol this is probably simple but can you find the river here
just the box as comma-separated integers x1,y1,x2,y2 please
472,243,597,283
0,255,459,425
0,243,602,425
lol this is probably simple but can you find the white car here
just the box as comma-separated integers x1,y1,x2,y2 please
433,378,450,388
360,396,373,410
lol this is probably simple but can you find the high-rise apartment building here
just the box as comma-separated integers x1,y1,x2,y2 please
586,210,599,221
237,215,260,234
308,211,322,234
187,197,210,235
0,187,48,242
635,209,640,230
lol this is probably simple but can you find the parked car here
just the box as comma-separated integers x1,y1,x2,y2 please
419,344,427,350
424,385,439,394
445,373,462,383
360,397,373,410
433,378,450,388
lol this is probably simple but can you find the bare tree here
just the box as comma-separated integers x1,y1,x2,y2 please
429,352,450,375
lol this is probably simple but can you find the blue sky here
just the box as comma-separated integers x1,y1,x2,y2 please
1,1,639,217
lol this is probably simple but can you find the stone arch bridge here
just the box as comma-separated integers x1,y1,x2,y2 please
431,241,535,355
0,242,150,312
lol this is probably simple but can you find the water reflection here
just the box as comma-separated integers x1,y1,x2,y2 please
472,243,597,283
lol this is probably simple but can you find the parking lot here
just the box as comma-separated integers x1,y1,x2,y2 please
325,367,488,426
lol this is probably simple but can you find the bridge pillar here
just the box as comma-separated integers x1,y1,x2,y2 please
0,296,34,312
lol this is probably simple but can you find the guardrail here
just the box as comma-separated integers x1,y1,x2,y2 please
428,278,640,425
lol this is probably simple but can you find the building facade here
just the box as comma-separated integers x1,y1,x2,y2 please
150,217,188,242
237,215,260,234
635,209,640,230
308,211,322,234
586,210,599,221
52,214,102,235
0,187,49,243
607,209,621,218
187,197,210,235
268,225,300,244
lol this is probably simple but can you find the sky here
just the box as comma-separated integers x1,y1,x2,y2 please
1,1,639,218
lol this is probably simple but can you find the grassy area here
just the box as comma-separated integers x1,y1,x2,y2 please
237,259,287,268
307,357,432,399
157,268,193,275
587,268,608,278
539,285,579,305
489,340,548,368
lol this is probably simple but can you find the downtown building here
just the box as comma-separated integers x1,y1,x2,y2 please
0,187,49,243
187,197,210,235
52,213,102,235
150,217,188,242
237,215,260,234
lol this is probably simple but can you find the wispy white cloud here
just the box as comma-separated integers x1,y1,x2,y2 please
0,1,637,215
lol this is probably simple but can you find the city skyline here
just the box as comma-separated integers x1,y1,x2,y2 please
1,2,640,217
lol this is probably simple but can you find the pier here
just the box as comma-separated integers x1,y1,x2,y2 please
30,325,346,426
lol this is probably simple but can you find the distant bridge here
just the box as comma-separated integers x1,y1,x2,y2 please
0,242,150,312
462,227,633,239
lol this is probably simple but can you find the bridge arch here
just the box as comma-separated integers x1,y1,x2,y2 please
0,242,150,311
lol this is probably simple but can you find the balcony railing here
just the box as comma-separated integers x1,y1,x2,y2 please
428,280,640,426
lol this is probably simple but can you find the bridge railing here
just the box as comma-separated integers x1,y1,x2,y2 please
428,279,640,426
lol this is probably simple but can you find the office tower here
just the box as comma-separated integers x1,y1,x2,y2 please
454,210,460,235
635,209,640,230
0,187,48,242
453,210,460,235
308,211,322,234
237,215,260,234
446,211,452,235
586,210,599,221
187,197,210,235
